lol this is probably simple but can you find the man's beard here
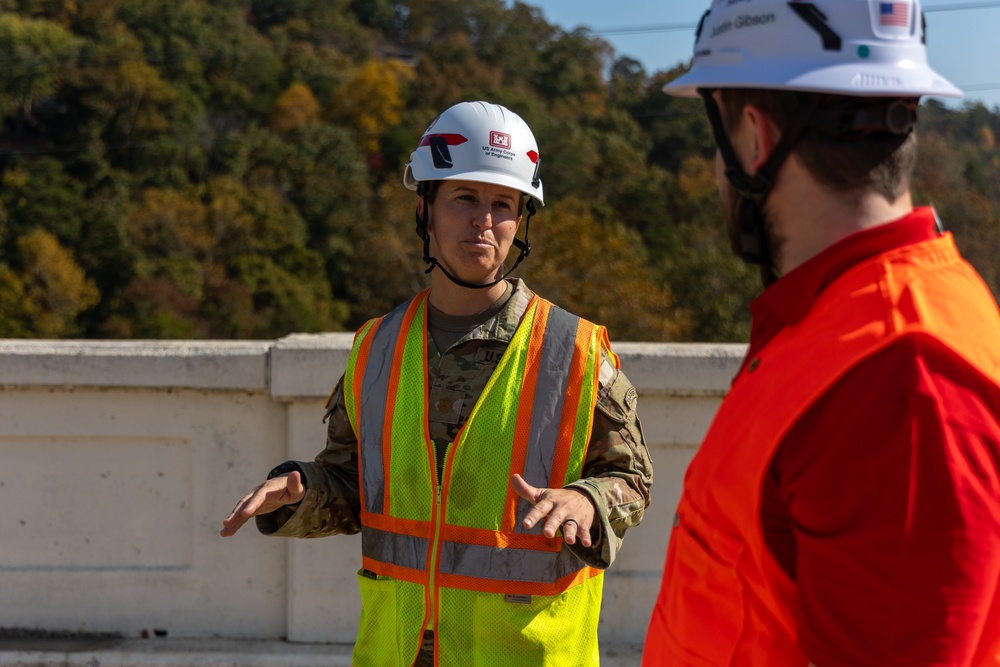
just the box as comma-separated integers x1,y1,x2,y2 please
718,179,783,269
720,178,743,258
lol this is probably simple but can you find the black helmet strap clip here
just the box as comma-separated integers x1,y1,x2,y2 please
699,89,820,286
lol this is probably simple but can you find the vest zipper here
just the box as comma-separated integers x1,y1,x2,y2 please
426,476,444,635
427,433,463,651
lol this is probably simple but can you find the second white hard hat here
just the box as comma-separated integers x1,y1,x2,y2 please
664,0,962,99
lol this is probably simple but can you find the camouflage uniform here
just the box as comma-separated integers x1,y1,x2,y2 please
256,279,652,570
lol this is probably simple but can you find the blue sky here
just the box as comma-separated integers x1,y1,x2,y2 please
527,0,1000,111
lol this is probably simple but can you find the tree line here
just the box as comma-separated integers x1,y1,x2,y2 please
1,0,997,342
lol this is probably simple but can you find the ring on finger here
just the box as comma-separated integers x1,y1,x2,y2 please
562,518,579,529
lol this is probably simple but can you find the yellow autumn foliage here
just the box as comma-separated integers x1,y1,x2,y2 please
268,82,320,134
331,59,413,154
17,229,99,337
677,155,718,202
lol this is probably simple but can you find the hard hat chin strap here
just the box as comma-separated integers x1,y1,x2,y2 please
699,89,820,286
415,183,535,290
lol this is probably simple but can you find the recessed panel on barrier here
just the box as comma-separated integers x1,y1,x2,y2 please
0,436,193,569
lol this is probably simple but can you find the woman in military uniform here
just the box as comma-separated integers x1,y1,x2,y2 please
222,101,652,667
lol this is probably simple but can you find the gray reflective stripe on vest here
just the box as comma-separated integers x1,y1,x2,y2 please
362,525,429,571
438,539,585,583
358,299,411,514
514,306,582,534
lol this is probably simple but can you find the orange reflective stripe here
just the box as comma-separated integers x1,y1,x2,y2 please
599,327,619,369
436,565,602,597
503,295,545,533
549,319,593,488
361,511,434,539
362,557,428,585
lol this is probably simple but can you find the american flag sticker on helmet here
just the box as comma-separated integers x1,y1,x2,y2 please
879,2,909,26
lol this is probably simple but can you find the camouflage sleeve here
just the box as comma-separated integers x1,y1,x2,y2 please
255,376,363,538
565,352,653,569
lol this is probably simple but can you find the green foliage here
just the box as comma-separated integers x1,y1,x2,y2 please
0,13,79,132
634,68,716,174
0,0,997,341
211,121,371,299
349,0,403,36
342,180,431,329
911,118,1000,299
0,264,33,337
520,197,690,341
1,157,88,244
659,219,756,343
118,178,346,338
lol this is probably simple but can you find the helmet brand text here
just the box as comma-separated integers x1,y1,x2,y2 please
851,73,903,88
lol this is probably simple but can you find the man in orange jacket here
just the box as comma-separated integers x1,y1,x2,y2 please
643,1,1000,665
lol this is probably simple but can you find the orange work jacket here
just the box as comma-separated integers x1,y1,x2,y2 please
644,232,1000,666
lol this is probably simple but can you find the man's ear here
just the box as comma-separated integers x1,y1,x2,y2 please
742,104,783,174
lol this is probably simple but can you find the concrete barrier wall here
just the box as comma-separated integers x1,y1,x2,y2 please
0,336,745,648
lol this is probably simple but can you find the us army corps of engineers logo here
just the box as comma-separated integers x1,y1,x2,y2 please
485,130,516,162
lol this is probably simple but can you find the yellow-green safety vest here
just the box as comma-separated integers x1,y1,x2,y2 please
344,289,613,666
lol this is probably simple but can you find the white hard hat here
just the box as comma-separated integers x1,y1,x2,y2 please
664,0,962,99
403,101,544,205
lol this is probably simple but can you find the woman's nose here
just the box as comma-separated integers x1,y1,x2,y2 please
471,205,492,228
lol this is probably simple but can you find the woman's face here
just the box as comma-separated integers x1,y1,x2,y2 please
421,180,522,284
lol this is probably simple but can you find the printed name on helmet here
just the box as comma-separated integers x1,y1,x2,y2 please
710,12,777,38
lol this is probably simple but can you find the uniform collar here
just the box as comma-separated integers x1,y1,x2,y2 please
430,279,534,347
752,206,940,333
479,278,534,343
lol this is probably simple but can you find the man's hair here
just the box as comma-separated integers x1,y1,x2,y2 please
718,89,917,201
